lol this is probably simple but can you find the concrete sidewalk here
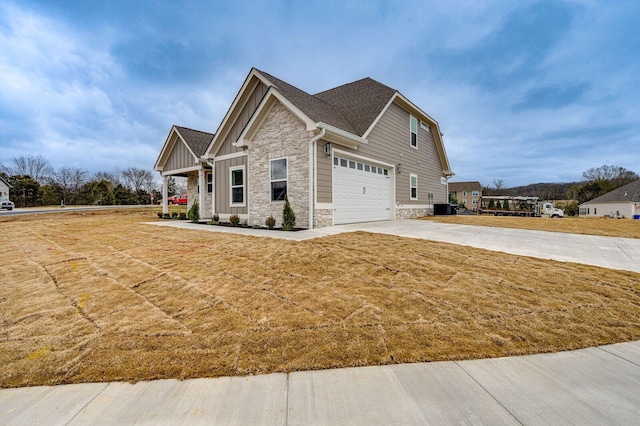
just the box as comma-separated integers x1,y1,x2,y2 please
148,219,640,273
2,341,639,425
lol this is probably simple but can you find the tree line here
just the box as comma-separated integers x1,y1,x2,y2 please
0,155,163,208
482,165,639,216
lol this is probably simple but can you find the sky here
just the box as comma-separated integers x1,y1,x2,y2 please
1,0,638,188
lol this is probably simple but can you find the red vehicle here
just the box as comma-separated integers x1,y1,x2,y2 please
167,193,187,205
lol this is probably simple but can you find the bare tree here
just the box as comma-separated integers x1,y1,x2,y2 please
121,167,154,193
10,155,54,182
93,171,121,186
50,167,88,205
582,165,638,185
493,179,505,191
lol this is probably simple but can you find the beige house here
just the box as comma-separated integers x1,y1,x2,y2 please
449,181,482,211
0,176,10,199
155,68,453,228
579,179,640,219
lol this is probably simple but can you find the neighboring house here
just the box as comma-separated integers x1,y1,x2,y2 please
579,179,640,219
0,176,11,199
449,181,482,211
155,68,453,228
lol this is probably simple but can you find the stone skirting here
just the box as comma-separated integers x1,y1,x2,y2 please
396,207,433,220
313,208,333,228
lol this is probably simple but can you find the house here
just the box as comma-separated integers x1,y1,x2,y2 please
155,68,453,228
449,181,482,211
0,176,11,199
579,179,640,219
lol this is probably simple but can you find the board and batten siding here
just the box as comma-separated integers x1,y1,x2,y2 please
164,134,197,172
358,102,446,204
214,155,248,215
217,81,269,157
316,140,333,203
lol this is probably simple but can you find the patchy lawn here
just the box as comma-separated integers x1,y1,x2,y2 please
1,210,639,388
421,214,640,239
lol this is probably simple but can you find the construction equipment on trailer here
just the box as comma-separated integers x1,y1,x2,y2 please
478,196,540,216
478,196,565,217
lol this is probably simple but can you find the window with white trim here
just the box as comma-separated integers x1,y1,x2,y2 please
230,166,245,206
410,174,418,200
207,172,213,193
270,158,288,201
410,115,418,148
472,190,479,196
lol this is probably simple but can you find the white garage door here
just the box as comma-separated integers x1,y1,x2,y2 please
333,156,392,224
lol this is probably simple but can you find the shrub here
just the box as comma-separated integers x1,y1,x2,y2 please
157,212,163,219
171,211,179,218
213,212,219,222
229,214,240,226
179,212,187,220
188,202,200,223
252,224,260,229
241,219,248,227
265,215,276,230
503,199,510,211
495,200,502,209
282,195,296,231
488,199,495,209
162,213,171,219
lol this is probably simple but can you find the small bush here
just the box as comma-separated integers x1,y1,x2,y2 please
188,202,200,223
265,215,276,230
241,219,248,227
171,211,179,218
213,212,220,222
162,213,171,219
229,214,240,226
179,212,187,220
252,224,260,229
282,195,296,231
157,212,163,219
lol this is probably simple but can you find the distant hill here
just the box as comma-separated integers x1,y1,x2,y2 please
484,182,580,200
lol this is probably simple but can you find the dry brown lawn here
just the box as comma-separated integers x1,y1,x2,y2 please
2,209,639,388
421,214,640,239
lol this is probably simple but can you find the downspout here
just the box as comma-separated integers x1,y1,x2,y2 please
308,128,326,229
205,158,215,219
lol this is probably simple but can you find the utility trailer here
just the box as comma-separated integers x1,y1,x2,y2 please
478,196,541,217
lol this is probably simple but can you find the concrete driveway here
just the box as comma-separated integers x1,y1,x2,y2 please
150,219,640,273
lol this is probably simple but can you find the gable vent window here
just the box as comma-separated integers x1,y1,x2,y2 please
270,158,288,202
410,115,418,148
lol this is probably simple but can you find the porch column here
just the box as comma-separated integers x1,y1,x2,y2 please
162,175,168,215
198,167,206,220
211,162,216,218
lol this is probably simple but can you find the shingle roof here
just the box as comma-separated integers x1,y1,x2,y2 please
585,179,640,204
257,69,397,137
314,78,396,136
174,126,214,157
448,181,483,191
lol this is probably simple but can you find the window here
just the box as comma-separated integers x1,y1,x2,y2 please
364,164,370,172
334,157,338,166
270,158,288,201
410,174,418,200
383,169,388,176
371,166,377,173
349,160,356,169
410,115,418,148
472,190,479,196
230,166,245,206
340,158,347,167
472,199,477,204
357,162,363,171
463,191,467,196
207,172,213,193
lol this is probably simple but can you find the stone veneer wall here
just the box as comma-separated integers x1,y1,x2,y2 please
313,208,333,228
395,207,433,220
248,102,310,228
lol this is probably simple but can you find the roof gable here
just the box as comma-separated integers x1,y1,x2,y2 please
584,179,640,204
314,77,396,137
155,125,213,171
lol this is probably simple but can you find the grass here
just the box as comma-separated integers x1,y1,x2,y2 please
1,210,639,388
421,214,640,239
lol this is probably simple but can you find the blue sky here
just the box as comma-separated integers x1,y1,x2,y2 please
1,0,638,187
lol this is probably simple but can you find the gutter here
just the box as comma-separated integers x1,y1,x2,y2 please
308,128,326,229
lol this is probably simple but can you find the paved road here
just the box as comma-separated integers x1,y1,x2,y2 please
2,341,639,425
0,205,155,216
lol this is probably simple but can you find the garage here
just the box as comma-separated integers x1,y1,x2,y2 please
333,155,393,224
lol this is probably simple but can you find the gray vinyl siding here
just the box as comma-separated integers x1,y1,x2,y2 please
165,134,197,171
214,156,248,215
217,81,268,156
316,140,332,203
348,102,446,204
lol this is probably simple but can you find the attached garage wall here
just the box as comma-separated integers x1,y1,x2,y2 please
316,140,333,204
